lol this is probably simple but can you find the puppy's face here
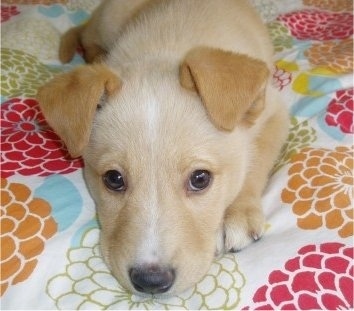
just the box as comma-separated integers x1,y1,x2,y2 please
83,72,250,295
37,47,269,295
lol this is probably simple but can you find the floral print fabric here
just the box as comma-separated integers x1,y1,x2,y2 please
1,98,83,177
1,0,353,309
244,243,354,310
282,146,353,237
1,178,57,295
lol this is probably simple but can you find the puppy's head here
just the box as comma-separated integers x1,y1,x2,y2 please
37,47,269,295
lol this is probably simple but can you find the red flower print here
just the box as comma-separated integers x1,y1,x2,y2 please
1,5,20,23
325,88,354,134
1,98,83,177
273,66,292,91
278,10,353,40
243,243,354,310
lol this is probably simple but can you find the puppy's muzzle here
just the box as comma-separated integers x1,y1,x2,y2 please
129,265,175,294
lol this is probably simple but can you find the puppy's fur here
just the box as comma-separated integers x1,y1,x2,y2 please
37,0,289,296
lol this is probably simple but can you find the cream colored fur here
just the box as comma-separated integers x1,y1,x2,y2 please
37,0,289,296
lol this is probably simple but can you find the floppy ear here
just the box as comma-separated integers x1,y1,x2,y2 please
179,47,269,130
37,64,121,157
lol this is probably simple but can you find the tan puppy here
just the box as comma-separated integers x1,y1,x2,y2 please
37,0,289,296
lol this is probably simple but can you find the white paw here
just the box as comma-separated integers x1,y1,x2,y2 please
215,226,225,257
220,204,265,253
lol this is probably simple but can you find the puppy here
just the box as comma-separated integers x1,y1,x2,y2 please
37,0,289,296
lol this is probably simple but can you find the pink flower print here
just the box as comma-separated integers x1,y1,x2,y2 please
1,5,20,23
325,88,353,134
1,98,83,177
278,10,353,40
243,243,354,310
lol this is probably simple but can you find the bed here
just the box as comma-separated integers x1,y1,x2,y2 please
1,0,353,309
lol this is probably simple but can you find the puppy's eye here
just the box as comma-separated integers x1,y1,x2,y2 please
188,170,211,191
103,170,126,191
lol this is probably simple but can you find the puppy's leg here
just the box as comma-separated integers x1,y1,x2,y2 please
59,25,84,63
82,43,107,63
59,24,107,64
223,181,265,252
220,106,289,253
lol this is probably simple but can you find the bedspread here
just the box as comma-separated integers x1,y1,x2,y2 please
1,0,353,309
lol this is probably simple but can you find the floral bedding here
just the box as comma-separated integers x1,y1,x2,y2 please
1,0,353,309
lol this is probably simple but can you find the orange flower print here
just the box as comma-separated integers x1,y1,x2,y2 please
304,39,353,74
0,178,57,296
281,146,353,238
303,0,353,12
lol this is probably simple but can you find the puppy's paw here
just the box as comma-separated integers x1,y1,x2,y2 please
223,203,265,253
215,226,225,257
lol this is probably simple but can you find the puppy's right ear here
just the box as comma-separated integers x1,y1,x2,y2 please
37,64,121,158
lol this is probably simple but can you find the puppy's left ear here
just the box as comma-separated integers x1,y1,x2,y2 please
37,64,121,157
179,47,269,131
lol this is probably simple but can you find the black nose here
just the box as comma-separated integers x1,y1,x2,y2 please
129,265,175,294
